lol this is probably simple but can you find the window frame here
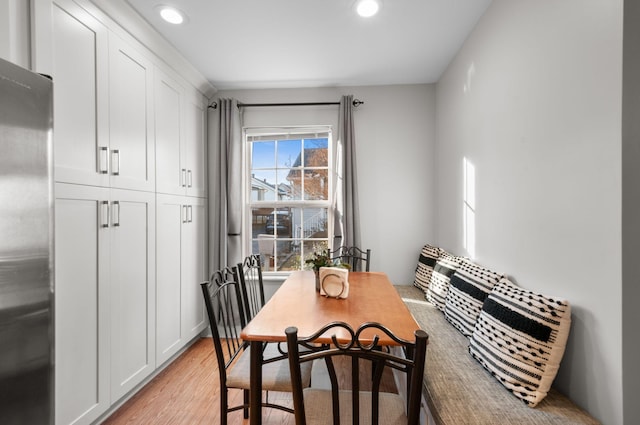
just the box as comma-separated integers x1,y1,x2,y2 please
244,126,334,276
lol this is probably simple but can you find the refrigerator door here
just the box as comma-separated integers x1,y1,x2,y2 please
0,57,54,424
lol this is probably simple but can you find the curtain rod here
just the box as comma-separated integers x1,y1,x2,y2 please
208,99,364,109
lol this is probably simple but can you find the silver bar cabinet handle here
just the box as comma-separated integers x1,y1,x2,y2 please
188,205,193,223
112,201,120,227
181,168,187,187
182,205,188,224
112,149,120,175
187,170,192,188
99,147,109,174
101,201,109,228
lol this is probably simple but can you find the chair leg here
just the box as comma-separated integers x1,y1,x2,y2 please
243,389,250,419
221,390,228,425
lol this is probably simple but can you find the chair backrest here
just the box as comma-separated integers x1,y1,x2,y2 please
285,321,428,425
201,266,247,385
236,254,266,326
329,246,371,272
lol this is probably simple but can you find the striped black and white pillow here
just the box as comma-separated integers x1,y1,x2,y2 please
413,245,440,293
425,252,461,311
444,259,503,337
469,277,572,407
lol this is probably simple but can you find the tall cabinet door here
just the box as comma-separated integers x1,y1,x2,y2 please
156,195,207,365
155,71,184,196
108,35,155,192
50,0,109,187
184,94,207,198
54,183,110,425
109,189,156,401
182,197,208,339
156,194,184,365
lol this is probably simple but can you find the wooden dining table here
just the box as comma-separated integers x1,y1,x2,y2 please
240,270,421,425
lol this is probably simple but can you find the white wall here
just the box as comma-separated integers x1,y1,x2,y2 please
435,1,623,424
216,85,437,286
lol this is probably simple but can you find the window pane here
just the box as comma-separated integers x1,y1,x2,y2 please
304,169,328,200
305,138,328,162
252,233,275,272
303,139,328,167
302,208,328,238
278,169,299,200
251,170,277,201
252,141,275,168
256,208,291,237
275,239,297,271
278,139,302,168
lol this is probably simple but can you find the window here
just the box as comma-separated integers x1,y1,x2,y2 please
246,128,333,272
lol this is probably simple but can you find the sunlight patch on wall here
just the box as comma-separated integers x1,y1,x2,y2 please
464,62,476,94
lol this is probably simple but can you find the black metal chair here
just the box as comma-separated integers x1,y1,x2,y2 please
236,254,266,325
285,321,428,425
329,246,371,272
201,267,311,424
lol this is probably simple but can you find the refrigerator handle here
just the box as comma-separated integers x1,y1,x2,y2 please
112,201,120,227
98,147,109,174
101,201,110,228
112,149,120,176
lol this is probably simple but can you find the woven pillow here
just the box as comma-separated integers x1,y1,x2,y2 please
413,245,440,293
444,259,502,337
425,252,461,311
469,277,572,407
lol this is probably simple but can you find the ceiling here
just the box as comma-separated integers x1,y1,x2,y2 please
124,0,492,91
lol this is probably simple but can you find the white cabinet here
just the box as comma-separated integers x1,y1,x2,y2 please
155,70,184,196
50,0,109,187
38,1,208,423
181,197,208,338
109,189,156,401
44,0,156,192
55,184,157,423
55,183,110,425
184,94,207,198
156,194,207,365
108,35,156,192
155,70,208,198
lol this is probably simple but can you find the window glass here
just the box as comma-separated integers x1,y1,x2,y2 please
247,129,332,272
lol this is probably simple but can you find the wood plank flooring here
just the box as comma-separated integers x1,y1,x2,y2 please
102,337,397,425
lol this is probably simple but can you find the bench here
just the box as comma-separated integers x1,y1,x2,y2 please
395,284,600,425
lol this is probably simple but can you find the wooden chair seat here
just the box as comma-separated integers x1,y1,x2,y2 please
227,342,312,392
301,388,407,425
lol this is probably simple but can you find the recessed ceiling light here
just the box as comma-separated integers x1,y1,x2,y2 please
356,0,380,18
159,6,186,24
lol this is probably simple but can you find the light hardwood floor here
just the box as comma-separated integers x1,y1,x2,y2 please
102,337,396,425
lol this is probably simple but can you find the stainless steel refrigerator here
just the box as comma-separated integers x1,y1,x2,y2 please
0,57,54,424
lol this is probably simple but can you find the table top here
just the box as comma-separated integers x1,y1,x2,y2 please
240,271,420,346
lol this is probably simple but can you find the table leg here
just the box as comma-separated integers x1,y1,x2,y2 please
250,340,263,425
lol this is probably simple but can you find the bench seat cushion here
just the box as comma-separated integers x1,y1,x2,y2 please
395,285,599,425
414,244,440,293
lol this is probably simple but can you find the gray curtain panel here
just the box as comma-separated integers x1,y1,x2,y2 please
335,94,361,249
208,98,243,273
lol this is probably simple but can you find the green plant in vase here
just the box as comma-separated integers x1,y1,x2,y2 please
305,249,350,291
